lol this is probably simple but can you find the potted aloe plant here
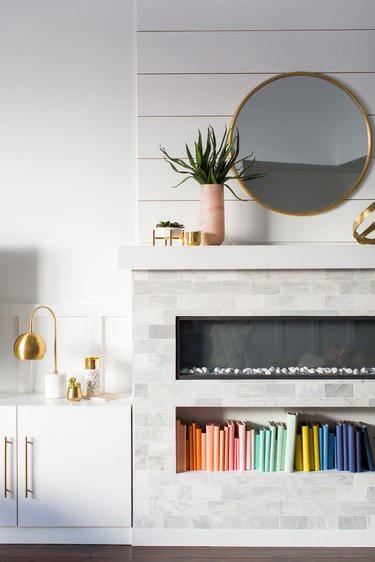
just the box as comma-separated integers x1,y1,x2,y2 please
160,126,264,245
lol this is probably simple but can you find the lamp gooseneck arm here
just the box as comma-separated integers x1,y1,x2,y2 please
29,306,58,374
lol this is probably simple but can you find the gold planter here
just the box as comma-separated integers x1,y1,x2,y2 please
67,385,82,402
184,231,201,246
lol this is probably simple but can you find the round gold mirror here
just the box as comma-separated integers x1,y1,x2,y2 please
231,72,372,215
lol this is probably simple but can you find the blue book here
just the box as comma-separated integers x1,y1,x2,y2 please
259,429,265,472
358,422,375,472
328,432,334,470
322,424,329,470
333,435,337,469
336,422,344,471
319,426,324,470
343,422,349,471
348,423,356,473
355,426,362,473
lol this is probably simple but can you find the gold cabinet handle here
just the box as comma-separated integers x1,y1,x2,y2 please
4,437,11,498
25,437,32,498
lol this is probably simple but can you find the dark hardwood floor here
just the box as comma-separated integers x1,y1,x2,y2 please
0,546,374,562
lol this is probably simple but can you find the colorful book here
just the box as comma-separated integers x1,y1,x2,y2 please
301,424,310,472
308,426,315,471
237,421,246,471
192,422,197,470
319,426,324,470
294,433,303,471
206,423,214,471
246,427,252,470
284,412,298,472
264,428,271,472
251,429,257,470
312,424,320,471
336,422,344,471
358,422,375,471
201,431,206,471
328,431,335,470
269,422,277,472
219,428,225,471
181,422,187,472
234,437,240,470
259,428,265,472
188,424,194,470
276,423,285,471
342,421,349,471
228,421,235,471
355,425,362,473
176,419,181,473
196,426,202,470
254,433,260,470
213,424,220,471
224,426,229,471
322,423,329,471
348,423,356,473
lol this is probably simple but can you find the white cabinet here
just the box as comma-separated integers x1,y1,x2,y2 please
0,398,131,533
0,407,17,527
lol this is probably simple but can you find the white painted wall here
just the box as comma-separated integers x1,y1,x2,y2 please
0,0,136,392
137,0,375,242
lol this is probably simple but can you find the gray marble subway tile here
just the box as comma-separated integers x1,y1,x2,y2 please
266,383,295,397
150,499,208,516
134,383,149,398
132,325,149,340
324,295,354,309
132,271,148,280
207,295,236,309
280,487,309,501
367,487,375,501
134,340,163,353
338,515,367,529
134,441,149,456
222,486,280,501
134,515,163,529
340,280,369,294
368,516,375,529
337,487,366,501
235,295,265,310
134,280,192,295
309,487,337,500
236,384,266,398
294,296,324,310
149,442,175,457
163,515,196,529
250,281,281,295
353,383,375,398
220,516,280,529
221,280,252,294
280,282,310,295
176,294,207,310
269,500,323,516
148,295,178,309
325,501,375,516
310,281,340,295
177,271,208,280
267,270,324,280
280,516,308,529
325,270,354,280
325,384,353,398
370,280,375,292
293,472,353,487
354,295,375,310
190,486,223,501
308,516,338,529
192,281,221,295
134,368,174,384
208,500,266,516
148,325,175,339
295,384,324,399
134,426,174,442
264,296,295,310
133,295,149,309
148,271,178,280
133,309,165,325
134,353,174,369
236,270,267,280
134,456,165,471
135,485,166,500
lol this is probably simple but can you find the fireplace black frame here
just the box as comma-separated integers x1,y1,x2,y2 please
176,315,375,380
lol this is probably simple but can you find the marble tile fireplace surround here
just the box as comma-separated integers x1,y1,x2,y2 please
124,246,375,546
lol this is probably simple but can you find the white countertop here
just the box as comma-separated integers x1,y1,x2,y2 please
0,393,132,407
118,243,375,270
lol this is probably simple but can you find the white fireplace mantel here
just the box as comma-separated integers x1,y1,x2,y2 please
119,243,374,270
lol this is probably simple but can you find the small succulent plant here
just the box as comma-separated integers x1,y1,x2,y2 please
155,221,184,228
68,377,81,389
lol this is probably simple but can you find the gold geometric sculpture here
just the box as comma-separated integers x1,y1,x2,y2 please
353,201,375,244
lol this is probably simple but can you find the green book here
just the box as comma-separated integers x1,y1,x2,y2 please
276,423,286,471
269,422,277,472
259,428,265,472
264,428,271,472
254,433,260,470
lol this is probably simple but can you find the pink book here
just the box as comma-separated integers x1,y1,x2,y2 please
228,421,235,471
219,429,225,471
224,426,229,470
237,421,246,471
201,432,207,471
213,424,220,471
246,426,252,470
206,424,214,471
251,428,256,470
235,437,240,470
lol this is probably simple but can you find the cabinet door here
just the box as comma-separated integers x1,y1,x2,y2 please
18,405,131,527
0,406,17,526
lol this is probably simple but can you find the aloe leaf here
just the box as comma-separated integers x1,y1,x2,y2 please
185,143,196,167
172,176,193,188
224,183,247,201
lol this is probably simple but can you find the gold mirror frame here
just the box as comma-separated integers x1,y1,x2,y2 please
230,72,372,216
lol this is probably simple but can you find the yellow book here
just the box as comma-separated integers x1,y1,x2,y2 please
308,427,315,471
294,434,303,471
312,424,320,471
301,425,310,472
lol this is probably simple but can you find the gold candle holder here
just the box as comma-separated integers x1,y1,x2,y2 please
184,231,201,246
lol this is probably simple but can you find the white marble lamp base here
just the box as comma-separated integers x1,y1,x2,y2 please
45,372,67,399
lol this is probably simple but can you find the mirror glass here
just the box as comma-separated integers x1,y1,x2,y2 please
233,73,371,215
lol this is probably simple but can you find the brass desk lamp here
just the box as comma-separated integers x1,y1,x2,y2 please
14,305,67,398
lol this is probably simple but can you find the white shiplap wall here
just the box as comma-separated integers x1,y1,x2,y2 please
137,0,375,244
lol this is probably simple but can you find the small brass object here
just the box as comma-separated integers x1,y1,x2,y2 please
152,227,184,246
184,231,201,246
67,377,82,402
353,201,375,244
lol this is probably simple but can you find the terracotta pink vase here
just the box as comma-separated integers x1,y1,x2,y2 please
199,184,225,245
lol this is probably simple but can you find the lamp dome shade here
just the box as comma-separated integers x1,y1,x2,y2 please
14,332,47,361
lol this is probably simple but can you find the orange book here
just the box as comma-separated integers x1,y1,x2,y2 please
196,426,202,470
192,422,197,470
206,423,214,471
224,426,229,471
219,428,225,471
188,424,194,471
176,419,181,473
201,432,207,470
214,424,220,471
181,422,187,472
228,421,235,471
186,437,190,471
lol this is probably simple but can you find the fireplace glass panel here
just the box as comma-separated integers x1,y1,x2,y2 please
176,317,375,379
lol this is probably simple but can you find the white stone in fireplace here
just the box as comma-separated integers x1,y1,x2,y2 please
132,268,375,546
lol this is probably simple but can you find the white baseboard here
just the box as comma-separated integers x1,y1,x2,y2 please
132,529,375,547
0,527,132,544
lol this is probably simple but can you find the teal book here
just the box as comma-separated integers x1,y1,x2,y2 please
259,428,265,472
264,428,271,472
276,423,285,471
254,433,260,470
269,422,277,472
